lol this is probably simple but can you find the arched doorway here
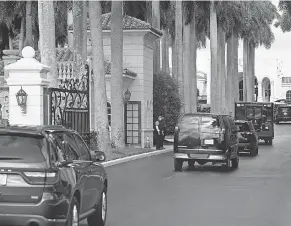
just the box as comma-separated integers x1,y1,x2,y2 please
286,90,291,103
262,77,271,102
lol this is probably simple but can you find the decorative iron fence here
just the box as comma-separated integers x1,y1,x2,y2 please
49,64,90,135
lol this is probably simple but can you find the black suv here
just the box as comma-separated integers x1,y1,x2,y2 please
173,113,239,171
235,120,259,156
0,125,108,226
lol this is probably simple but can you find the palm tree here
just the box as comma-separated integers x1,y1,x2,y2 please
88,0,110,152
110,0,125,148
152,0,161,74
72,1,88,79
209,1,218,113
175,1,184,113
38,0,57,87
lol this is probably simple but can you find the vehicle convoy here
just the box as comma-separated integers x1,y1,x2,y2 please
235,102,274,145
173,113,239,171
0,125,107,226
275,104,291,124
235,120,259,156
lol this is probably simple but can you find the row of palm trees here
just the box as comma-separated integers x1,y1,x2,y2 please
0,1,289,152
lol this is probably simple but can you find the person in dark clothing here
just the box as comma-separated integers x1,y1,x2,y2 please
154,119,162,150
159,116,166,149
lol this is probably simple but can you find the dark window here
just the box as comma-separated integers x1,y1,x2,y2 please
286,90,291,102
63,133,80,161
235,122,250,132
73,134,91,161
107,102,111,126
178,116,199,136
200,116,221,133
0,134,45,163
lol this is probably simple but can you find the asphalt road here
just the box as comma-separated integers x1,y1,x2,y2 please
82,123,291,226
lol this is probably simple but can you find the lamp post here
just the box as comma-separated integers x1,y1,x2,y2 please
15,86,28,113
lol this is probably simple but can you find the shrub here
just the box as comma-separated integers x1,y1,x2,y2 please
82,131,98,150
153,71,182,135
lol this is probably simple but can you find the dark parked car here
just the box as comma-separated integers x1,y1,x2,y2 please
0,125,107,226
235,120,259,156
275,104,291,124
173,113,239,171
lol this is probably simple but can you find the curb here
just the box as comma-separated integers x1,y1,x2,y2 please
102,148,172,167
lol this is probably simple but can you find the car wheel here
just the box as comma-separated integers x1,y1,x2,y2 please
269,139,273,145
223,158,231,171
174,158,183,171
250,146,258,157
67,197,79,226
87,189,107,226
231,156,239,169
188,160,195,168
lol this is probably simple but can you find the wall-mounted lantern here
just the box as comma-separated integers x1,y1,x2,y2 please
124,89,131,103
16,86,28,110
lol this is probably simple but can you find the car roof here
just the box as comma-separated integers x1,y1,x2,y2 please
0,125,73,136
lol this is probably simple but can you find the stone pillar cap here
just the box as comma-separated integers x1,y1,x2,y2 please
4,46,50,73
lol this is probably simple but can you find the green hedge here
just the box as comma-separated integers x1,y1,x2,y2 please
153,71,181,135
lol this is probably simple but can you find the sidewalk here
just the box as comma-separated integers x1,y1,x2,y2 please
106,144,172,161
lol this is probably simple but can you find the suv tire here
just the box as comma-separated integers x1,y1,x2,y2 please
174,158,183,171
231,155,239,169
67,197,79,226
87,189,107,226
250,146,258,157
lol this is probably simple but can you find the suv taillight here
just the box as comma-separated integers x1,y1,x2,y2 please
23,171,58,184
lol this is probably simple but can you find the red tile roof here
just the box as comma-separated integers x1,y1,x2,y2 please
68,13,163,36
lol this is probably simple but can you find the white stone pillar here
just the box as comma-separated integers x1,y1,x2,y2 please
4,46,50,126
257,81,263,102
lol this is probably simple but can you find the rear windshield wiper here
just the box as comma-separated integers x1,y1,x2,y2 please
0,157,23,160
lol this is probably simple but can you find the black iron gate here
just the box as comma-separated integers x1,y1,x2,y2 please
49,64,90,135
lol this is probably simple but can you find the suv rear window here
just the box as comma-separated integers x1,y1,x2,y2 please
0,134,45,163
178,115,220,134
235,122,250,132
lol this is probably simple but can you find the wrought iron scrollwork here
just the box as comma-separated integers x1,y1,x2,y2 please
50,64,90,131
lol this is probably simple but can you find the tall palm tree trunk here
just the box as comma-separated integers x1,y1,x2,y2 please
19,17,25,53
190,15,197,113
111,0,125,148
218,26,226,113
161,28,169,73
232,36,239,106
248,44,255,102
171,37,177,77
226,36,233,115
73,1,87,79
175,1,184,113
183,23,190,113
88,1,110,152
210,1,218,113
24,1,33,47
252,48,256,102
152,0,160,74
243,38,248,102
38,1,57,87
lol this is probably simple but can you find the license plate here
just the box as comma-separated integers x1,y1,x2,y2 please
0,174,7,186
204,139,214,145
284,113,287,115
190,154,208,159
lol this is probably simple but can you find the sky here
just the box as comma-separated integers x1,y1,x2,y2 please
196,0,291,83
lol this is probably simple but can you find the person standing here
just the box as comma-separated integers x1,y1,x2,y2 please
154,116,162,150
159,116,166,149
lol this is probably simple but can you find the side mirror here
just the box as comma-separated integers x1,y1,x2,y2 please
90,150,106,162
